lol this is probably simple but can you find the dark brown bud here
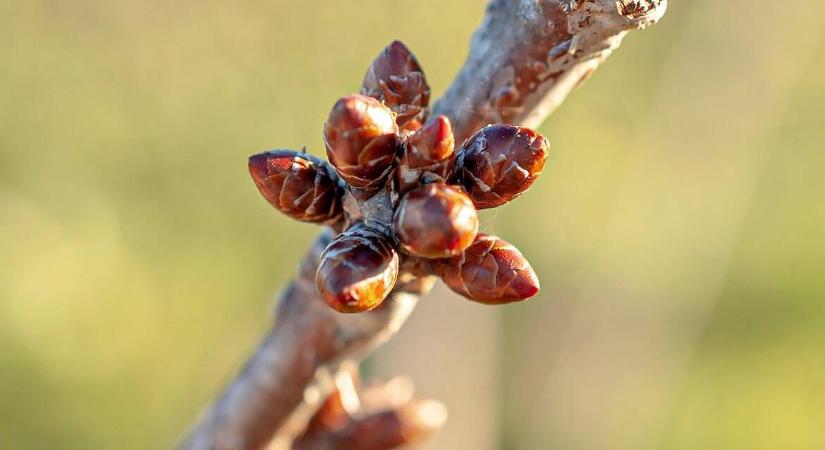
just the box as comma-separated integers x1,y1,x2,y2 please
454,125,549,209
361,40,431,131
324,94,399,194
396,116,455,192
393,184,478,259
433,234,539,304
248,150,343,224
316,224,399,313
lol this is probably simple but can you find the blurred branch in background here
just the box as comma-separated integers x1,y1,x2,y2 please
178,1,666,449
500,2,825,449
292,366,446,450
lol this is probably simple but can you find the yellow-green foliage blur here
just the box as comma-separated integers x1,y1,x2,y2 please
2,1,824,449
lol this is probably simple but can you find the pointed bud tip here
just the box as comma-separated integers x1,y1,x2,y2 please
511,268,540,300
409,116,454,160
387,39,412,55
248,152,269,182
248,151,295,183
377,40,418,74
423,116,454,152
362,40,430,132
432,115,453,139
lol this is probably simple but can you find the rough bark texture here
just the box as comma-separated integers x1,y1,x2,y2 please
436,0,667,141
178,1,666,449
180,232,419,450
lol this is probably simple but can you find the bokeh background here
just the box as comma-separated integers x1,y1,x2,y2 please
2,1,825,449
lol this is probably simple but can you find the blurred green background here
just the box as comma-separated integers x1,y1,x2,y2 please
2,1,825,449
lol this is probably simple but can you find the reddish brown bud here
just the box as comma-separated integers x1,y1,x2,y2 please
328,399,446,450
396,116,455,192
324,94,399,194
301,390,349,438
433,234,539,304
454,125,549,209
294,386,446,450
316,224,399,313
248,150,343,224
393,184,478,259
361,41,430,131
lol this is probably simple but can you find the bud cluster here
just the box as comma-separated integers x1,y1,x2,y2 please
361,40,431,132
249,41,550,313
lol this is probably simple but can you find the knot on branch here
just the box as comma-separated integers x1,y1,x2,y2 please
249,41,549,314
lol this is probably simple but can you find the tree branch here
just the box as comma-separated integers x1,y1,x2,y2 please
178,1,666,449
437,0,667,141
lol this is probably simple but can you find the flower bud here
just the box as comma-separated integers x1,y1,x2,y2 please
454,125,549,209
361,40,430,131
248,150,343,224
328,400,446,450
396,116,455,192
433,234,539,304
294,389,445,450
393,184,478,259
316,224,399,313
324,94,399,194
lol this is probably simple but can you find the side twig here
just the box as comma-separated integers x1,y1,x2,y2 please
178,1,666,449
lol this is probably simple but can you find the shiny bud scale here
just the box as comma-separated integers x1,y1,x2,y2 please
316,224,399,313
361,40,431,131
454,125,549,209
393,183,478,259
248,150,343,224
324,94,398,194
433,234,539,304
